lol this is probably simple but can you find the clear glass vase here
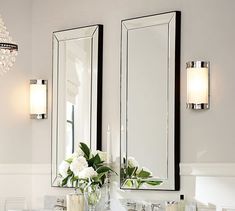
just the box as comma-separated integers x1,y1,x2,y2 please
84,184,101,211
66,191,84,211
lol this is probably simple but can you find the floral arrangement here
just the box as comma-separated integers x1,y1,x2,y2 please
58,142,114,192
121,156,162,189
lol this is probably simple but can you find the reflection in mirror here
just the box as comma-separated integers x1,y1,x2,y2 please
52,25,103,187
120,12,180,190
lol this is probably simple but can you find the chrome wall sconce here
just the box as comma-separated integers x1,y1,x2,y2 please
186,61,210,110
30,79,48,119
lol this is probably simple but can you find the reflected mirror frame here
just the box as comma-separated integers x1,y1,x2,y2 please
51,24,103,187
120,11,181,191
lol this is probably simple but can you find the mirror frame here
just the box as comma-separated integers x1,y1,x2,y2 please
120,11,181,191
51,24,103,187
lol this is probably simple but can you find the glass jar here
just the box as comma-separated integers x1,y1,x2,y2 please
84,184,101,211
66,190,84,211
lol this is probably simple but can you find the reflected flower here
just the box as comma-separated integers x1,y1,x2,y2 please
128,156,139,168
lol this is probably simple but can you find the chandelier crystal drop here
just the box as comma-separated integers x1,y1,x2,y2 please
0,15,18,75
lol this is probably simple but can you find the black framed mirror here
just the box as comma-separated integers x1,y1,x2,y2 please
51,25,103,187
120,11,180,190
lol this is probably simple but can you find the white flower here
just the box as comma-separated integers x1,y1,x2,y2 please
76,147,85,156
79,167,98,179
128,157,139,168
70,156,88,176
58,161,70,178
95,150,107,162
67,147,84,159
66,152,76,160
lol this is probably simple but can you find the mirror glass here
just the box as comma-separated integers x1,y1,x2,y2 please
52,25,103,187
120,12,180,190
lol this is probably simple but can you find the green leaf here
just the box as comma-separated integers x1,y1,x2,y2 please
80,142,90,159
95,163,104,169
146,180,163,186
127,166,137,177
135,179,146,188
96,172,106,180
70,175,78,182
124,179,133,188
67,169,73,177
96,166,114,174
137,170,151,179
88,153,102,167
99,174,106,186
65,158,73,163
61,177,69,187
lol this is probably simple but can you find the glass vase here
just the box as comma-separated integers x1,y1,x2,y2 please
84,184,101,211
66,191,84,211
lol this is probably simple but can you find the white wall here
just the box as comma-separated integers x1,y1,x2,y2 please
0,165,32,210
30,0,235,208
31,0,235,164
0,1,32,208
1,0,235,210
0,0,32,163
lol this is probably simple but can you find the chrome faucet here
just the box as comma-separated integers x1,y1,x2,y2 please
141,204,146,211
54,198,66,210
126,202,137,211
151,203,161,211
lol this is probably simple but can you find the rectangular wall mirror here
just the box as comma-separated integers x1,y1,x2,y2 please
120,11,180,190
51,25,103,187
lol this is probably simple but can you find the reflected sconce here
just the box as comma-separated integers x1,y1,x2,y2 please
186,61,210,110
30,79,48,119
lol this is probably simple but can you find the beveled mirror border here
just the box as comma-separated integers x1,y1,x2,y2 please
120,11,181,191
51,24,103,187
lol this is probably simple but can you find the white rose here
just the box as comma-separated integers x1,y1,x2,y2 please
128,157,139,168
76,147,85,157
95,150,107,162
58,161,69,178
70,156,88,176
79,167,98,179
66,152,76,160
66,147,84,159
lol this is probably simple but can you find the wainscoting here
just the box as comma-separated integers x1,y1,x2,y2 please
0,163,235,210
0,164,69,210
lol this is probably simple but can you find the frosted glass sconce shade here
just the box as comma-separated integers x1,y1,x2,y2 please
186,61,209,110
30,79,48,119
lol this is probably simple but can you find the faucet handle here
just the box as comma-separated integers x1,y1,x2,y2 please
54,198,66,211
126,202,137,210
141,204,146,211
57,198,65,203
151,203,161,211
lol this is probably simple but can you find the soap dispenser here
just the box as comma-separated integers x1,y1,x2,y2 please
178,195,185,211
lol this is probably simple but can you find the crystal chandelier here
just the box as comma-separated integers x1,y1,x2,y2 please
0,15,18,75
